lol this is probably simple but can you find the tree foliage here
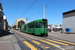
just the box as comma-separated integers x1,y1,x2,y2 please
8,25,11,29
18,22,20,28
12,25,16,28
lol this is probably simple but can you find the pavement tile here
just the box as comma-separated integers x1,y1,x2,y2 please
0,31,14,50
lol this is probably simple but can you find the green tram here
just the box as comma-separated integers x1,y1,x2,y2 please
20,19,48,36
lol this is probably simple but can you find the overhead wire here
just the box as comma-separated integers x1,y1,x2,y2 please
13,0,20,19
28,0,54,17
9,6,42,8
29,7,42,17
19,0,36,18
46,0,54,6
47,0,61,8
12,0,36,25
31,0,60,18
10,0,20,26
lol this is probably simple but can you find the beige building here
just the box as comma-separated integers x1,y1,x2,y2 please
3,15,8,30
14,18,26,29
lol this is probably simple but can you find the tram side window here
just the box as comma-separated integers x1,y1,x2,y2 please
21,26,22,29
24,25,26,30
28,25,29,28
31,24,34,28
28,23,34,28
20,26,21,29
36,22,47,28
36,22,39,28
36,22,44,28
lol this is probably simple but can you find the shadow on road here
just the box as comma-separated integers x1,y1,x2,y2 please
0,30,12,37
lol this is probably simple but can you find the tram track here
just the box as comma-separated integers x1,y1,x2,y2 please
12,30,44,50
12,29,64,50
14,33,30,50
11,29,75,50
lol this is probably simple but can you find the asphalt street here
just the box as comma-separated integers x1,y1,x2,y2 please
11,29,75,50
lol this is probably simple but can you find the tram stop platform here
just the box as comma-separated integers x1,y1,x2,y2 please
0,30,21,50
0,30,14,50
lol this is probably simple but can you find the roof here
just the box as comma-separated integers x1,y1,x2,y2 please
21,19,47,26
48,25,51,26
63,9,75,15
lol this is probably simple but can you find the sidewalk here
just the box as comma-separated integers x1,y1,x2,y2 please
48,32,75,42
0,30,14,50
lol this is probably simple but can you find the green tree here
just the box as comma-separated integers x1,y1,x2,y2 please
12,25,16,28
18,22,20,28
8,25,11,29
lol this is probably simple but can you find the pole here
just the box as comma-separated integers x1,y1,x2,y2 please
43,5,45,19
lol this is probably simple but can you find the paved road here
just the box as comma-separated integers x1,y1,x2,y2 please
48,32,75,41
11,29,75,50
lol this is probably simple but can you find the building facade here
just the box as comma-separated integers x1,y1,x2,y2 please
63,9,75,33
14,18,26,29
0,3,4,31
3,15,8,30
0,3,8,34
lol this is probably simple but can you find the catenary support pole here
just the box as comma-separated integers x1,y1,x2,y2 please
43,5,46,19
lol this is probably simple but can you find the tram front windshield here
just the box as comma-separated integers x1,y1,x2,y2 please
36,22,47,28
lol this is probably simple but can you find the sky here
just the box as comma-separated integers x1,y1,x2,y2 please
0,0,75,26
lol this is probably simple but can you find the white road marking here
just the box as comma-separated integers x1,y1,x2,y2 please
47,37,75,42
0,41,10,43
56,46,65,50
12,30,66,50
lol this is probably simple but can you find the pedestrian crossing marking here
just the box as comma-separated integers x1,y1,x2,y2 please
39,39,60,47
45,47,50,49
46,39,69,46
53,39,75,45
23,41,37,50
32,40,40,45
